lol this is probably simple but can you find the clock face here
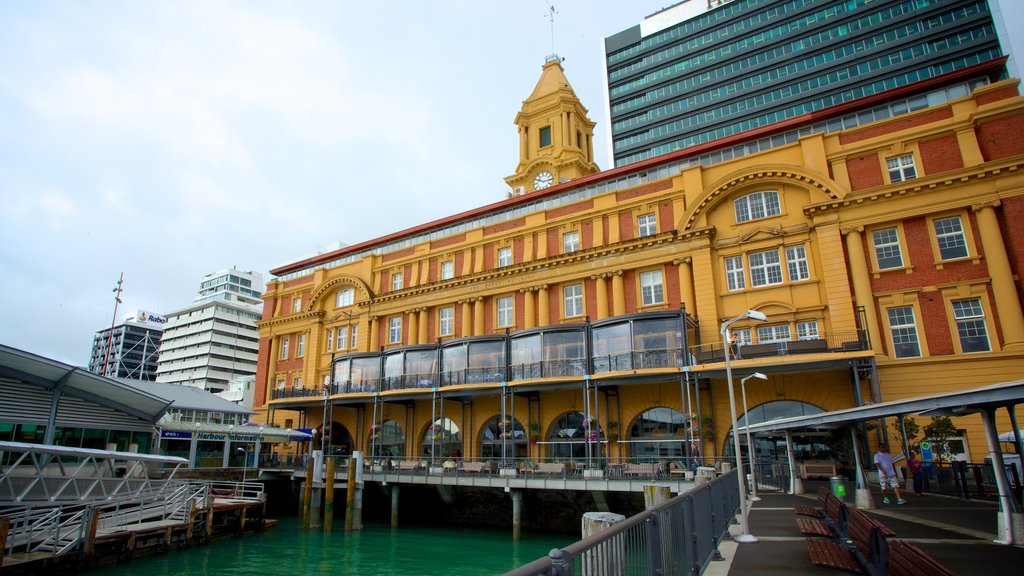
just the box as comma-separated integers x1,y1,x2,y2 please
533,170,554,190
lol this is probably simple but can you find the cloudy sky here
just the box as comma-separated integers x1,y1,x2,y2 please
2,1,1023,366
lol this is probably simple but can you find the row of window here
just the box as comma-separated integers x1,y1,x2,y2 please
887,297,991,357
279,333,306,360
872,213,968,271
729,320,820,344
726,244,810,291
326,324,359,352
381,270,669,345
613,48,1001,165
336,213,661,300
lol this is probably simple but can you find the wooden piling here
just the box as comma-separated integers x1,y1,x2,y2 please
324,456,335,531
0,518,9,568
344,456,356,530
302,456,314,529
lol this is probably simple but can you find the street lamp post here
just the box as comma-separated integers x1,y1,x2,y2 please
322,383,330,455
740,372,768,502
237,447,248,482
722,309,767,544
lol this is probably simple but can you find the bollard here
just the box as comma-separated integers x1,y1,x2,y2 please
643,484,671,509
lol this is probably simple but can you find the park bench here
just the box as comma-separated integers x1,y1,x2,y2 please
795,487,847,538
804,507,886,575
529,462,566,477
458,461,493,475
887,539,955,576
624,463,660,478
396,460,420,473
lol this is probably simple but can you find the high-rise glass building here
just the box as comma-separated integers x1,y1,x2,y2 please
88,311,165,380
604,0,1011,166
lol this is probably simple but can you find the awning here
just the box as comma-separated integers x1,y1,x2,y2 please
158,420,311,443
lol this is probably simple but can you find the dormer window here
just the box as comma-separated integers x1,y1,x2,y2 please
734,190,780,223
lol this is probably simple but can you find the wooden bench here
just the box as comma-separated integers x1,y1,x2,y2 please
396,460,420,473
458,461,493,475
795,487,847,538
887,539,955,576
624,463,658,478
803,498,887,575
529,462,566,477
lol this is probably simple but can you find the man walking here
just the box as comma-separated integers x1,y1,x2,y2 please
874,443,907,504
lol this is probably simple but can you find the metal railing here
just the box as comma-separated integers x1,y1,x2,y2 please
689,330,868,364
505,470,741,576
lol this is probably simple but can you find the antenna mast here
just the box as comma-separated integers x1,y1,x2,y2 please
544,1,560,62
102,273,124,377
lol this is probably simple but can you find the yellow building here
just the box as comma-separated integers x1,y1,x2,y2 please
255,57,1024,470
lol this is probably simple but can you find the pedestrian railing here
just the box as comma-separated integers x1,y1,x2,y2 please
504,470,741,576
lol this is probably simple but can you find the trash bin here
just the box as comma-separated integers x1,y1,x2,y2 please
830,475,848,501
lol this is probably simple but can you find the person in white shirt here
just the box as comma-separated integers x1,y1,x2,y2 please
873,443,907,504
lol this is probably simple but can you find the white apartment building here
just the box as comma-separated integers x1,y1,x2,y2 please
156,269,264,393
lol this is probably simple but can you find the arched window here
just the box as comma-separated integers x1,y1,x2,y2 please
335,287,355,308
480,416,526,460
546,411,604,460
734,190,780,223
370,419,405,459
724,400,828,461
420,417,462,459
627,407,691,460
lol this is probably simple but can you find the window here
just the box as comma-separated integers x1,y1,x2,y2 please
388,316,402,344
725,255,745,291
292,297,301,313
336,327,348,350
786,245,809,281
539,125,552,148
294,377,302,389
563,231,580,254
639,270,664,305
872,228,904,270
887,306,921,358
439,307,454,337
637,213,657,237
563,284,584,317
441,260,454,280
350,324,358,348
497,246,512,267
335,288,354,308
796,321,819,340
758,325,791,343
952,298,990,352
886,154,917,182
732,328,752,345
276,379,286,390
749,249,783,287
734,190,780,223
933,216,968,260
296,334,306,357
392,272,404,291
326,329,334,352
323,374,331,388
497,296,514,328
280,337,289,360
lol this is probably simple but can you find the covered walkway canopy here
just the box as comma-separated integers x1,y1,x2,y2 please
741,378,1024,545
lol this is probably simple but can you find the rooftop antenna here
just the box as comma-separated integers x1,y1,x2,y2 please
544,1,561,63
102,272,124,377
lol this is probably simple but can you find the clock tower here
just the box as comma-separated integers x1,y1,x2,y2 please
505,56,599,196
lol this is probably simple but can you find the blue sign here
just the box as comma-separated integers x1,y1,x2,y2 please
162,430,193,439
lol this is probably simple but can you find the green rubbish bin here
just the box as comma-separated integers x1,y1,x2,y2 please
830,475,848,501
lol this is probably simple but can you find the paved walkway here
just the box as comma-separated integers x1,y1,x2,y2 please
707,483,1024,575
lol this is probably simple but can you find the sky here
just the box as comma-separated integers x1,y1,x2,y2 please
1,1,1023,367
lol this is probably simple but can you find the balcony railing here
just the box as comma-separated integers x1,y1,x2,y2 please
269,313,869,402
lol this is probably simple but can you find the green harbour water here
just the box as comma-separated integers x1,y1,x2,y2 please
94,517,569,575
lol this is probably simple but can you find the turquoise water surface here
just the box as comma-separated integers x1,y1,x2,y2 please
96,518,569,575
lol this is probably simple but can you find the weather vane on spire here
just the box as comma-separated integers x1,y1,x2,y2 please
544,1,561,63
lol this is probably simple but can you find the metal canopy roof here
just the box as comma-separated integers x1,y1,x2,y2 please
743,378,1024,435
158,420,311,443
0,343,173,423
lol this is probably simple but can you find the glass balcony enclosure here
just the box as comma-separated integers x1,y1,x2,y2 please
510,327,586,380
592,312,687,373
441,336,506,385
333,353,381,394
382,345,437,391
